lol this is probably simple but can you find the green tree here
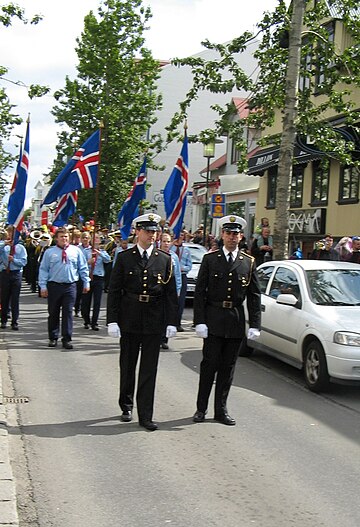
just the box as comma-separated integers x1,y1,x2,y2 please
168,0,360,258
50,0,162,225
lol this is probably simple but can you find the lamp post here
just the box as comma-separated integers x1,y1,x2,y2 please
202,140,216,247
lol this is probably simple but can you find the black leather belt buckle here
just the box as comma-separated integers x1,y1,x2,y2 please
222,301,233,308
139,294,150,303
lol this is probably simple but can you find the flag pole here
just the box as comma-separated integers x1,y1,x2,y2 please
92,120,104,246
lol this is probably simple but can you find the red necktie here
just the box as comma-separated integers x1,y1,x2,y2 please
59,243,69,263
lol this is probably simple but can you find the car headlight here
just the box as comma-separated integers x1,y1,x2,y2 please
334,332,360,346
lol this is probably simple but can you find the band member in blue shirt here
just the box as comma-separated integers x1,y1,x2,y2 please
80,232,111,330
0,225,28,330
39,227,90,350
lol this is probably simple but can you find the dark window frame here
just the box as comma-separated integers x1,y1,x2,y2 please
290,165,304,208
314,21,335,92
338,165,360,204
266,166,277,209
231,138,240,165
311,160,329,206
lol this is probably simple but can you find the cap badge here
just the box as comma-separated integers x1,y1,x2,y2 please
229,216,236,223
149,214,155,221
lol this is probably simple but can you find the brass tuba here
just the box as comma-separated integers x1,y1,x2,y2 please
30,230,42,246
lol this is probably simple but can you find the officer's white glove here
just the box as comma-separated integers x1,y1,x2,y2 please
166,325,177,338
108,322,121,338
247,328,260,340
195,324,208,339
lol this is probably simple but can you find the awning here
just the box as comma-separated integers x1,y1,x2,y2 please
247,145,325,175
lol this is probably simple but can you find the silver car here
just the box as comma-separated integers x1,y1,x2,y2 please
241,259,360,392
183,243,207,299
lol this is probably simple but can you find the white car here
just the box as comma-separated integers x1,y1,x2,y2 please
183,243,207,298
241,259,360,392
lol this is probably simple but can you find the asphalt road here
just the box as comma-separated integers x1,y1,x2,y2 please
1,285,360,527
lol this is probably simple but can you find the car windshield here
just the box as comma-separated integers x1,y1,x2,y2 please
306,269,360,306
187,246,207,264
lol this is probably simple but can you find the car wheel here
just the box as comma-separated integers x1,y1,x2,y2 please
238,337,254,357
303,340,330,392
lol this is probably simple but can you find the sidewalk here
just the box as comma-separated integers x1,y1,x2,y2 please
0,334,19,526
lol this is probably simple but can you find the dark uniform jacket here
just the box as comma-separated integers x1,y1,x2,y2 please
107,246,178,334
194,250,261,338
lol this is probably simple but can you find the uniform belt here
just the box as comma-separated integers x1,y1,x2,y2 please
125,292,163,303
208,300,240,309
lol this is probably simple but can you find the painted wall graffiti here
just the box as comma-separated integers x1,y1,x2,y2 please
288,209,324,234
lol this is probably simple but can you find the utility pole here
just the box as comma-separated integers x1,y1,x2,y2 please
273,0,306,259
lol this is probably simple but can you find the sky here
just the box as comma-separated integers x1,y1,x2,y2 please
0,0,283,208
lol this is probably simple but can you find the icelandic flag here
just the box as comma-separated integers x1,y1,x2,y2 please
163,132,189,239
7,119,30,240
42,129,100,205
53,191,78,227
117,157,147,239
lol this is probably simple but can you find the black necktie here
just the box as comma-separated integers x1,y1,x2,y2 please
142,251,148,265
228,252,233,264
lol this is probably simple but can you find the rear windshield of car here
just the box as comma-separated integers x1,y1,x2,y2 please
306,269,360,306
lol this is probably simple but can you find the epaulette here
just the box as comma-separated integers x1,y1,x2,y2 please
240,250,254,260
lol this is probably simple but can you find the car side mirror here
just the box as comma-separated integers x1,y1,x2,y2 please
276,293,298,306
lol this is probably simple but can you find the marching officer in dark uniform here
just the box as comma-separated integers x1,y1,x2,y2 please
193,215,261,426
107,213,178,431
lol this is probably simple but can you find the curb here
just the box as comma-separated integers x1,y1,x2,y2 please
0,340,19,526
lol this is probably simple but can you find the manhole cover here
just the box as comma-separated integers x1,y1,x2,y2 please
3,396,29,404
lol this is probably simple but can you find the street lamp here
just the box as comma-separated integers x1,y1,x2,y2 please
202,139,216,247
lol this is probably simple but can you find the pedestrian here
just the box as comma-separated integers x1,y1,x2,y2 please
107,213,178,431
0,225,28,330
80,232,111,330
348,236,360,263
159,231,182,349
193,215,261,426
251,226,273,265
309,234,340,260
334,236,352,261
38,227,90,350
170,229,192,331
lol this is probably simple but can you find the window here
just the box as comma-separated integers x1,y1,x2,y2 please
227,201,245,217
338,166,359,203
269,267,301,305
299,36,312,92
315,22,335,90
290,165,304,207
311,160,329,205
267,166,277,208
257,265,275,294
231,138,240,165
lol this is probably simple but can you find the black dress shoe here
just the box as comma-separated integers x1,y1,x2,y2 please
193,410,206,423
139,419,158,431
62,341,73,350
48,340,57,348
91,324,99,331
11,323,19,331
1,323,6,329
176,325,184,332
120,411,132,422
161,342,169,350
214,413,236,426
84,323,90,329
